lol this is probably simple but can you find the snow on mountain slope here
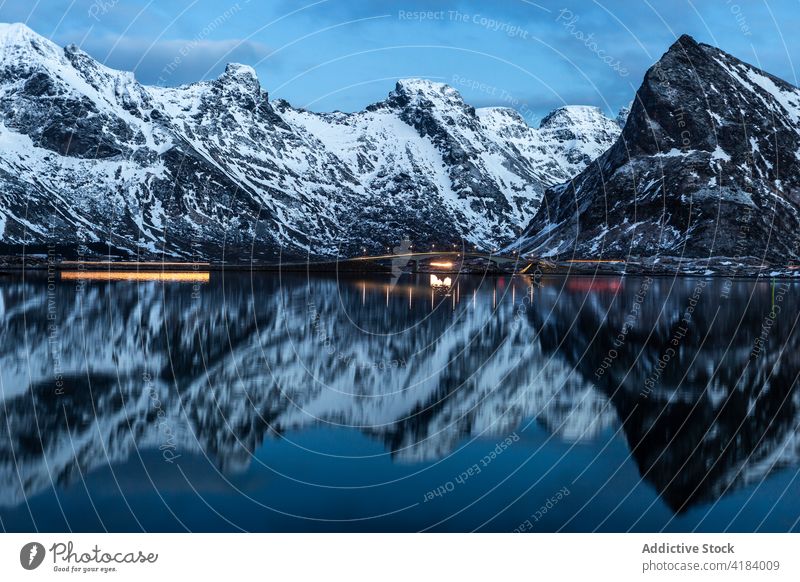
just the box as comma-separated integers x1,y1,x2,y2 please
0,23,619,261
280,81,623,251
537,105,624,176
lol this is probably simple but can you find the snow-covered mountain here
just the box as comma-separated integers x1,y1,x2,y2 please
0,22,621,262
513,34,800,264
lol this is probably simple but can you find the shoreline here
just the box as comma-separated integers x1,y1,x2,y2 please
1,260,798,279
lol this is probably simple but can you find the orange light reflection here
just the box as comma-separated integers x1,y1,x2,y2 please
60,271,210,283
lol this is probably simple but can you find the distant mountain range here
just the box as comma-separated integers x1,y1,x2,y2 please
1,24,799,267
0,22,621,263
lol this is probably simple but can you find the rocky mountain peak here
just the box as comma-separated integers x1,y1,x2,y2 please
515,32,800,263
0,21,44,46
536,105,622,171
216,62,261,93
220,62,258,82
386,78,469,110
0,21,62,70
395,77,458,95
539,105,609,130
621,32,800,159
615,102,632,129
205,62,263,112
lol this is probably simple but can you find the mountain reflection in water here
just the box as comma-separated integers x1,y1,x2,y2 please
0,272,799,532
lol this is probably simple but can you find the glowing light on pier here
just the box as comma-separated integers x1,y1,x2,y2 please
430,274,452,288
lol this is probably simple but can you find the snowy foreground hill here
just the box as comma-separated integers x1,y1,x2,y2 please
0,22,621,262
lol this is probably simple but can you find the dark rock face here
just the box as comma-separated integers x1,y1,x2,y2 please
516,34,800,264
0,23,620,263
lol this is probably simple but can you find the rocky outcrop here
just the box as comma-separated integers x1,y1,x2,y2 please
514,34,800,265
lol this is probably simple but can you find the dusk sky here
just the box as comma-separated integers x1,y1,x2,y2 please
1,0,798,123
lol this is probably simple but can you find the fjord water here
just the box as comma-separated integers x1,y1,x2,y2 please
1,271,799,532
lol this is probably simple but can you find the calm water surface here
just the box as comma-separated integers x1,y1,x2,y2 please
1,270,799,532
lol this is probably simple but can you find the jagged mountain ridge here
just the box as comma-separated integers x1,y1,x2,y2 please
0,22,621,261
513,34,800,263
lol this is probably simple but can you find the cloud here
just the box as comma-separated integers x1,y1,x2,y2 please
5,0,798,117
6,0,274,86
65,34,273,85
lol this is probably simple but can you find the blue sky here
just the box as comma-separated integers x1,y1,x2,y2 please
2,0,798,123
